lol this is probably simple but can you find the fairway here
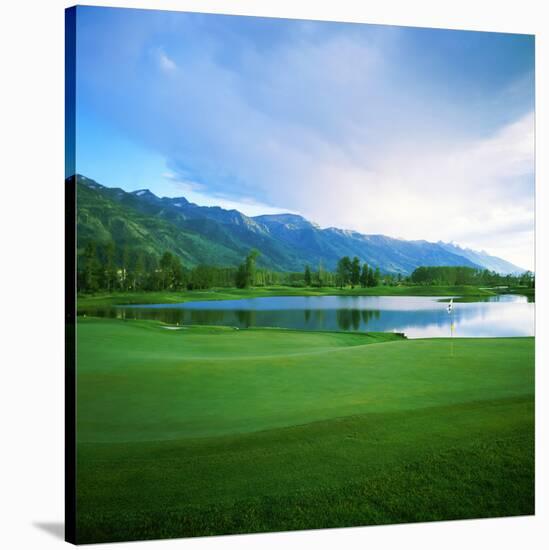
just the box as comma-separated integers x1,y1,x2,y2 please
76,318,534,543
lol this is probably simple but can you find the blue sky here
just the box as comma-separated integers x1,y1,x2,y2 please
74,6,535,269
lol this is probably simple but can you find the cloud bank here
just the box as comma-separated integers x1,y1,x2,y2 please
75,8,535,269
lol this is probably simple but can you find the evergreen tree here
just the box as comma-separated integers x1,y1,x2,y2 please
235,263,248,289
317,260,325,287
336,256,352,288
103,241,117,292
374,267,381,287
82,241,101,293
159,251,175,290
171,256,185,289
235,249,260,289
360,263,369,288
245,249,259,287
304,264,312,286
367,266,377,287
134,252,146,291
351,257,361,288
120,245,131,291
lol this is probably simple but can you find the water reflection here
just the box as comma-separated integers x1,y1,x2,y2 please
82,295,534,338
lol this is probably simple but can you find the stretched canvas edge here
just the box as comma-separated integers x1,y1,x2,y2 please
65,5,77,545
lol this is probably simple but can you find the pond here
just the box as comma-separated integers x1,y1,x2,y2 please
84,294,534,338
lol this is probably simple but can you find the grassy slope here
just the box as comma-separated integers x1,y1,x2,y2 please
76,319,534,543
77,284,497,310
77,183,243,268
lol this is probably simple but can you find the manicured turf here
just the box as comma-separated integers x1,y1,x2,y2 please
76,318,534,543
77,284,498,311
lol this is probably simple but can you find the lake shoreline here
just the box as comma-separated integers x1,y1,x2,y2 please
77,284,534,311
77,290,535,339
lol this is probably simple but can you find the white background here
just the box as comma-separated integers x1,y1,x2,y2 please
0,1,547,548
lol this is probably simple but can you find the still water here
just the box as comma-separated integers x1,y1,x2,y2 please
86,294,534,338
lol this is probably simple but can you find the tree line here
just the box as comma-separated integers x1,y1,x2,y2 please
336,256,381,288
78,242,312,293
300,257,383,288
409,265,535,287
77,242,383,294
77,240,533,294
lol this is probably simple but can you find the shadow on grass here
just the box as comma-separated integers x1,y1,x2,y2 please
33,522,64,540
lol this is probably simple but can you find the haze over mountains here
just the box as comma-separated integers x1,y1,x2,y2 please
75,175,524,275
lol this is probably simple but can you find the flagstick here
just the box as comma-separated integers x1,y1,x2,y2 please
447,299,454,358
450,314,454,357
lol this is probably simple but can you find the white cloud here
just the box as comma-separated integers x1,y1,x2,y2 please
161,171,291,217
282,111,535,269
157,49,177,72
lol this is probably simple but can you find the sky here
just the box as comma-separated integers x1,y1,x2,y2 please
74,6,535,270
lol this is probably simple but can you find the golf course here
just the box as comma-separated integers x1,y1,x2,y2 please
66,8,537,545
75,316,535,543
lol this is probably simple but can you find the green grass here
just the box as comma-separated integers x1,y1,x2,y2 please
498,286,535,298
77,284,498,311
76,318,534,543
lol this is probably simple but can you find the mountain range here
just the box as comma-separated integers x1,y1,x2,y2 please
74,175,524,275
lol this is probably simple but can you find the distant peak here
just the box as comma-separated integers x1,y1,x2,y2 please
254,213,305,222
75,174,103,186
326,227,359,236
166,196,189,206
254,213,316,228
132,189,157,199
